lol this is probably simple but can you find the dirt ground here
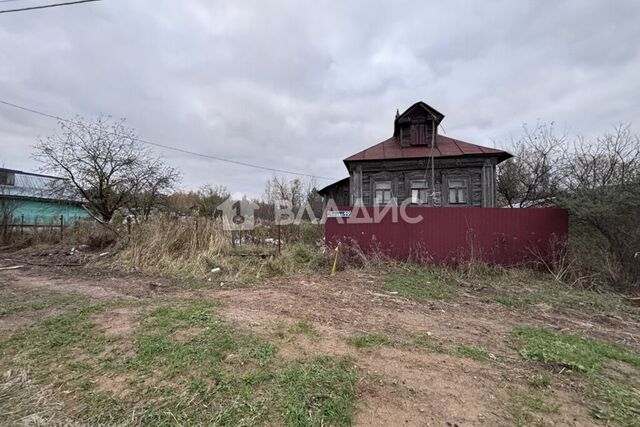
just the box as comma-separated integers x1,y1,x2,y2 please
1,259,639,426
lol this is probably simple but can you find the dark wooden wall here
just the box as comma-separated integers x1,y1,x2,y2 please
321,179,350,206
347,156,498,207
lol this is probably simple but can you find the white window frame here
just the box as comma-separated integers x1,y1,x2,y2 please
447,177,469,205
374,180,393,205
410,180,429,204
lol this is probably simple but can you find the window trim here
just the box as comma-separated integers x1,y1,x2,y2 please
446,175,470,206
409,179,429,205
374,180,393,205
369,171,397,206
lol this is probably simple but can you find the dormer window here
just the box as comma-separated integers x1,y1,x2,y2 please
394,102,443,148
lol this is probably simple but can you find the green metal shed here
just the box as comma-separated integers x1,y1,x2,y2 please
0,168,90,225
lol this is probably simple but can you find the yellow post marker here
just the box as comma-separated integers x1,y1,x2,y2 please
331,243,341,276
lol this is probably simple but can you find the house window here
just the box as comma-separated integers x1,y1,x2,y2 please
410,180,429,204
448,178,468,204
374,181,392,205
0,171,15,186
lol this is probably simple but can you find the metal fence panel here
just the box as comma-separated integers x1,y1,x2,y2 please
325,206,568,266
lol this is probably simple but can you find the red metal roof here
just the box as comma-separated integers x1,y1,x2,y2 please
344,135,511,163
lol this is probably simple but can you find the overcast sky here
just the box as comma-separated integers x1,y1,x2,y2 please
1,0,639,198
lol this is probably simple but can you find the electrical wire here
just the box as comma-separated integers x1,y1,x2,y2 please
0,0,102,14
0,99,338,181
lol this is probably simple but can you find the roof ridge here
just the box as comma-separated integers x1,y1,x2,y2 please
0,167,66,180
343,134,511,163
451,137,463,155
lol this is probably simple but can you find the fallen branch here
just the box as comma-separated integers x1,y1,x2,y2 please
0,265,24,271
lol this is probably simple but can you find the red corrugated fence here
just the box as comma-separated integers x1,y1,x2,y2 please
324,206,568,266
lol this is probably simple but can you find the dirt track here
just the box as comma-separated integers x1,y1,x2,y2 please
2,263,639,425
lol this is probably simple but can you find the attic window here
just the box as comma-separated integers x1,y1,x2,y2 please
408,120,436,146
0,171,15,186
410,123,427,145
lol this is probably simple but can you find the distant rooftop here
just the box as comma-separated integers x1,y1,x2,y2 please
0,167,82,203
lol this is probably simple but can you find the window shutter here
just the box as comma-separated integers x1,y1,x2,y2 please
410,123,426,145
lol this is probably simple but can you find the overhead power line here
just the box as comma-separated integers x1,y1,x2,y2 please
0,0,101,14
0,99,338,181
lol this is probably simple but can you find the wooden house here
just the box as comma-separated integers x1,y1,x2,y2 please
319,102,511,207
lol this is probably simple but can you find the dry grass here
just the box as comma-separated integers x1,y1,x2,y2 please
0,369,62,425
1,218,116,252
113,218,326,284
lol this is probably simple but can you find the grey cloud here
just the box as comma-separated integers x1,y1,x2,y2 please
1,0,639,197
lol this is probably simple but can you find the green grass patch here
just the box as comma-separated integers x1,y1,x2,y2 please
507,390,560,426
275,356,357,427
2,303,115,361
486,273,640,321
346,333,394,349
512,326,640,372
356,333,492,362
516,392,559,413
381,269,457,301
0,298,358,426
588,374,640,425
346,331,487,362
289,319,316,336
412,334,447,353
455,345,490,361
512,325,640,426
0,289,85,317
274,319,321,342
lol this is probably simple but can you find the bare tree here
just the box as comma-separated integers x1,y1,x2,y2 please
34,115,180,223
497,122,640,289
253,198,275,221
0,185,18,243
306,187,324,219
558,125,640,288
1,168,19,224
162,190,200,217
0,186,18,222
497,122,566,207
562,124,640,192
196,185,230,217
264,175,316,213
126,161,180,222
